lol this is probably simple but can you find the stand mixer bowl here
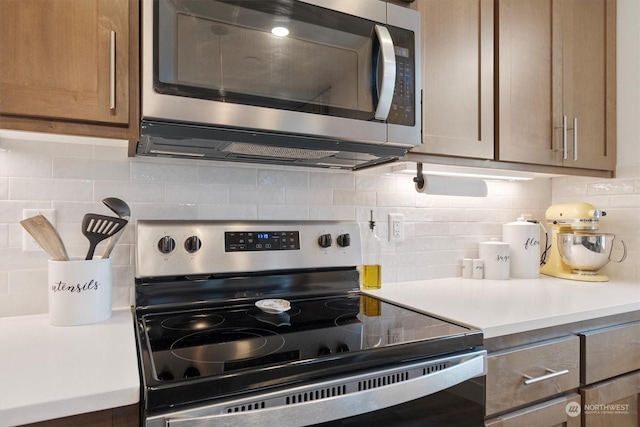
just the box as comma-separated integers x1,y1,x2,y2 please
557,233,622,274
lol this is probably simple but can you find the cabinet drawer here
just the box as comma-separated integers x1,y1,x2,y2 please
486,335,580,416
485,393,581,427
580,321,640,385
581,370,640,427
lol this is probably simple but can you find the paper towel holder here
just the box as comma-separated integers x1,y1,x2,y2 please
413,163,488,197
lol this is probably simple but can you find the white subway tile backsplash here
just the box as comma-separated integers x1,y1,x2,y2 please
229,186,285,205
199,164,257,186
53,157,131,181
0,178,7,199
377,191,415,207
166,183,229,205
356,174,396,191
1,135,638,318
94,181,166,203
259,169,310,188
285,188,333,205
333,189,376,206
197,204,257,220
309,205,355,220
588,180,635,195
0,152,51,178
310,171,355,189
257,204,309,220
0,271,7,294
132,161,197,183
10,178,93,201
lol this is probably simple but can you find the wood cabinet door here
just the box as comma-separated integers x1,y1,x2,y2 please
485,394,582,427
561,0,616,171
581,370,639,427
0,0,129,124
497,0,562,166
413,0,494,159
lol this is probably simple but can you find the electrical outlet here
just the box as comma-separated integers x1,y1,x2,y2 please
388,213,404,242
22,208,56,252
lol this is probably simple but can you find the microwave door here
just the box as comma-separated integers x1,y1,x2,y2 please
154,0,379,120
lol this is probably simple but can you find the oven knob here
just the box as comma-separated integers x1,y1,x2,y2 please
158,236,176,254
318,346,332,356
336,343,350,353
184,236,202,253
157,370,174,381
183,366,201,378
336,234,351,247
318,233,332,248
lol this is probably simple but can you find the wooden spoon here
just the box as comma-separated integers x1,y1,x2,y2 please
20,215,69,261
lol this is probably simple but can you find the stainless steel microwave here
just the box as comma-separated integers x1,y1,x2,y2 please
138,0,421,170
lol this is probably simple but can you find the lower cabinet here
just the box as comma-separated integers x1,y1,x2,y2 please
485,394,581,427
21,404,138,427
579,321,640,427
581,370,640,427
485,335,580,418
485,320,640,427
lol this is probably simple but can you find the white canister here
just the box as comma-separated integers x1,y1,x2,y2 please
479,238,510,280
502,215,541,278
48,258,112,326
462,258,473,278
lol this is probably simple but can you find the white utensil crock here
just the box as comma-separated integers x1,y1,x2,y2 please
479,239,510,280
48,258,112,326
502,215,540,278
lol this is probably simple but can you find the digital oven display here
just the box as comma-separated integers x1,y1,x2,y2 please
225,231,300,252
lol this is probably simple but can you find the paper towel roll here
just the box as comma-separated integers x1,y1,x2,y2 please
415,175,488,197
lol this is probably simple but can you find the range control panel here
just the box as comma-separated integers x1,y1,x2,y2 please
225,231,300,252
136,220,362,278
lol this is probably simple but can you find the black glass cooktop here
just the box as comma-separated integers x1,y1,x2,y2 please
141,294,473,381
137,293,482,414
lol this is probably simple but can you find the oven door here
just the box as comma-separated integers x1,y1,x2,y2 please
142,0,420,146
146,350,486,427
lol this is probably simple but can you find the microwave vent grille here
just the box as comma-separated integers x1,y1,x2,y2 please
222,142,339,160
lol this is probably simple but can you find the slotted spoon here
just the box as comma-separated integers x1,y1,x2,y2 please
82,214,128,260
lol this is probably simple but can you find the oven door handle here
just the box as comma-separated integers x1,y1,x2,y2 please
164,351,486,427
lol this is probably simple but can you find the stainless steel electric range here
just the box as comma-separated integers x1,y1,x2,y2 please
134,220,486,426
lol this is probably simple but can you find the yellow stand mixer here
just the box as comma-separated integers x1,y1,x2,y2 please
541,203,625,282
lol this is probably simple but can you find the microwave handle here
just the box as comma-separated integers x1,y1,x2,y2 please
373,25,396,121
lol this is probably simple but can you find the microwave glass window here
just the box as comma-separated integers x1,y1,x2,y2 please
175,12,363,110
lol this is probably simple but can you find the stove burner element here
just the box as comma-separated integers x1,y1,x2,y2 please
170,327,286,364
161,313,225,331
324,298,360,311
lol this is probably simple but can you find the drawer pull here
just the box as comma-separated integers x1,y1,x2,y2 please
523,368,569,385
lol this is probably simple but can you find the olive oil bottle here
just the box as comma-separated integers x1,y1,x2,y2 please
361,210,382,289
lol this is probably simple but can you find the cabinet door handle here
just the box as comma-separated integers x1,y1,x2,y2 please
110,30,116,110
562,115,568,160
573,117,578,161
523,368,570,385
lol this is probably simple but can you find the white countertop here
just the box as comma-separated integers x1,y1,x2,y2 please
0,308,140,427
364,277,640,339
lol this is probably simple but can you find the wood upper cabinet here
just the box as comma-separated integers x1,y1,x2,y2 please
413,0,494,159
0,0,139,141
497,0,616,171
